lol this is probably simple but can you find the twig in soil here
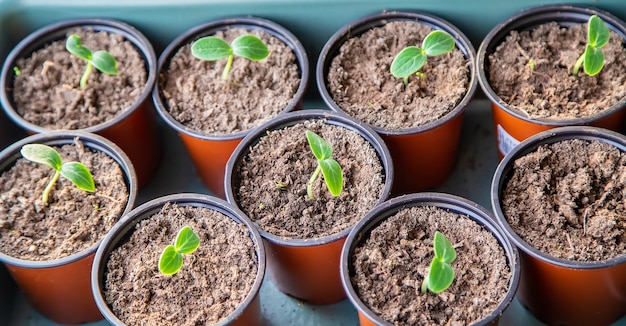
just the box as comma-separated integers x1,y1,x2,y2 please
41,60,56,77
565,232,575,252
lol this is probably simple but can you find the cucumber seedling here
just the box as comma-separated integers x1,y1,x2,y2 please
305,130,343,200
20,144,95,204
66,34,119,88
572,15,611,76
390,30,455,86
191,34,269,80
159,226,201,276
421,231,457,294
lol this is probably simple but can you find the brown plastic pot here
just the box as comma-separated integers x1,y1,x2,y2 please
341,193,520,326
225,109,393,305
92,193,265,326
0,18,160,187
316,11,477,196
153,16,309,199
0,130,138,324
491,126,626,326
477,5,626,158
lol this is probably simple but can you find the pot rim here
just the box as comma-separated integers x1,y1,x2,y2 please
0,130,138,268
0,18,158,133
340,192,520,326
152,15,310,141
315,9,478,136
224,109,394,247
491,126,626,268
91,192,266,326
476,4,626,125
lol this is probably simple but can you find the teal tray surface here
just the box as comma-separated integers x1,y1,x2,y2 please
2,1,626,325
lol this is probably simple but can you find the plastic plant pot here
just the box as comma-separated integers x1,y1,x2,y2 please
91,193,265,326
477,5,626,158
491,126,626,326
0,18,160,187
153,16,309,199
316,11,477,196
0,130,138,324
341,193,520,326
225,109,393,305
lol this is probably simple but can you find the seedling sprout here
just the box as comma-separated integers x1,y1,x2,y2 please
390,30,455,85
158,226,201,275
66,34,118,89
572,15,611,76
305,130,343,200
191,34,269,80
421,231,457,294
20,144,95,204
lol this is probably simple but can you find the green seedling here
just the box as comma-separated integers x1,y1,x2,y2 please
65,34,118,89
158,226,201,276
390,30,455,85
191,34,269,80
305,130,343,200
20,144,95,205
421,231,457,294
572,15,611,76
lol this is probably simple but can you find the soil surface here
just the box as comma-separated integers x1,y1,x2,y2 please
161,28,301,135
13,29,147,129
0,139,128,261
351,206,511,325
104,203,258,326
327,21,469,130
502,139,626,261
488,21,626,120
235,119,385,239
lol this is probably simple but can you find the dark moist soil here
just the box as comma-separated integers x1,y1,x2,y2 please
13,29,147,129
502,139,626,261
0,139,128,261
104,203,258,326
352,206,511,325
488,21,626,120
161,28,300,135
327,21,469,130
235,120,385,239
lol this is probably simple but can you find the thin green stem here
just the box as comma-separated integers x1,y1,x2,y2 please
222,54,234,80
572,54,584,76
421,274,429,293
80,62,93,88
42,170,61,204
307,165,322,200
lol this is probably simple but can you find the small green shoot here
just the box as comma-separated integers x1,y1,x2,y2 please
158,226,201,276
305,130,343,200
572,15,611,76
421,231,457,294
191,34,269,80
20,144,95,204
65,34,118,88
390,30,455,85
13,66,21,76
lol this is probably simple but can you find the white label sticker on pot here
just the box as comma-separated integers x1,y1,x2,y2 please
497,124,520,156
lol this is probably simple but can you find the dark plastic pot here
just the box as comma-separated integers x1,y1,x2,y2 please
317,11,477,196
491,126,626,326
0,18,160,187
153,16,309,199
225,109,393,304
0,130,138,324
92,193,265,326
477,5,626,158
341,193,520,326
